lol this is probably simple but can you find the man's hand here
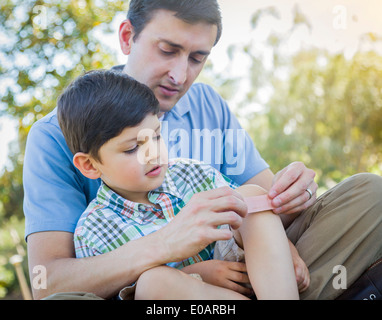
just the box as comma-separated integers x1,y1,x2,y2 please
157,186,248,263
268,162,317,215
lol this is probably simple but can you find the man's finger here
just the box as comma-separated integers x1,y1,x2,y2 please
211,195,248,218
269,163,305,199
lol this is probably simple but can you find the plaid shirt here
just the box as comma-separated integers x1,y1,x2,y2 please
74,158,238,269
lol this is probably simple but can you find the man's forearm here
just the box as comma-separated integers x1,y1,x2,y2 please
28,231,168,299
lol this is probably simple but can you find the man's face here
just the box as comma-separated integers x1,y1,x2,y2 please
122,9,218,113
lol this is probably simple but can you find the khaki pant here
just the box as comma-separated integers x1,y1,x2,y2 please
287,173,382,300
44,173,382,300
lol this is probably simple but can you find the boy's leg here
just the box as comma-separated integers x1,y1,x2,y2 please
134,266,249,300
233,185,299,300
286,173,382,300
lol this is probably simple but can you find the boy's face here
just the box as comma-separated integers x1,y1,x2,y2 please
122,9,218,113
94,114,168,203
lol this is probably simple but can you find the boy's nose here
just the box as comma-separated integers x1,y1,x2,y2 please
143,138,162,165
145,144,160,164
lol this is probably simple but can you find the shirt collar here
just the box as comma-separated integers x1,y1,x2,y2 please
96,164,182,222
97,182,146,222
149,161,183,201
164,95,190,120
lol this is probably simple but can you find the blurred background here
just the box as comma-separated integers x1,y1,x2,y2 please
0,0,381,299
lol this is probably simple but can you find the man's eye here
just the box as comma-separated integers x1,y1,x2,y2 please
190,57,203,64
190,54,206,64
160,49,174,56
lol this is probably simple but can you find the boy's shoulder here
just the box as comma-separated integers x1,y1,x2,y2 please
162,158,237,197
167,158,214,175
74,198,107,236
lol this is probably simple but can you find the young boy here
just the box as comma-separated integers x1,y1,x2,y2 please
57,69,300,300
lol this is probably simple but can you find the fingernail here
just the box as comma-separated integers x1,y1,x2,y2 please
273,207,282,214
273,197,282,207
269,190,277,198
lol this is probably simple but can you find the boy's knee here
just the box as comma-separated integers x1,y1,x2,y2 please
236,184,268,197
135,266,172,300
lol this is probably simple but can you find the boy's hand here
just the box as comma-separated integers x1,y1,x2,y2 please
288,240,310,293
183,260,253,296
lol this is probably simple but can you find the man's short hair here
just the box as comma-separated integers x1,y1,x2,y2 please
127,0,222,45
57,70,159,162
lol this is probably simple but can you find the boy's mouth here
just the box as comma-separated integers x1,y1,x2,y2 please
146,165,162,177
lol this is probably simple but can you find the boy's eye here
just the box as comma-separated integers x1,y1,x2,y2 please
124,145,139,154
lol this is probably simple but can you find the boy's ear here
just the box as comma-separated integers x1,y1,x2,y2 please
73,152,102,180
119,19,135,55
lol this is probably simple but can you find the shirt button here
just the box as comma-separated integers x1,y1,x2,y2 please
138,204,146,211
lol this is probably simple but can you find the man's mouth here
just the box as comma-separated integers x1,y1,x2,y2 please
158,85,180,97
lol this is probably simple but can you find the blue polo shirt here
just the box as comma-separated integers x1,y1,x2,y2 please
23,82,269,238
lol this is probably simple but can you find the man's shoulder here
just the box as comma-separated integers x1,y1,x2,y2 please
27,108,61,139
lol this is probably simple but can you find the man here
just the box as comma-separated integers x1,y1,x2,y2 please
24,0,382,300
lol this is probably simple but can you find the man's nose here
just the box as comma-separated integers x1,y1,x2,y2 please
168,57,188,85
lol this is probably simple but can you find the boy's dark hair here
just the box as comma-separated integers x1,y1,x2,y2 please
127,0,222,45
57,70,159,162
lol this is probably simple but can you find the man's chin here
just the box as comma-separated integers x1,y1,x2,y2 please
158,100,178,113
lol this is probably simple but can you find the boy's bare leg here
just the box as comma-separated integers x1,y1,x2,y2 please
235,185,299,300
135,266,250,300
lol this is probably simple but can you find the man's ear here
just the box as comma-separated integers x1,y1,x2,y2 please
119,19,135,55
73,152,102,180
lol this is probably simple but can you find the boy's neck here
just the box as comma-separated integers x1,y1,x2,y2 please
104,182,159,208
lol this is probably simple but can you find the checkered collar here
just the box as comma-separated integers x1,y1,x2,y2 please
96,162,183,221
150,161,183,201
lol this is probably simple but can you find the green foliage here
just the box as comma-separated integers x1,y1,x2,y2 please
1,2,381,299
0,0,129,299
220,7,382,190
0,218,26,299
0,0,129,220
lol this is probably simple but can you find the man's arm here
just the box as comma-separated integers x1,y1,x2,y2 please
243,168,273,191
27,231,168,299
27,186,248,299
